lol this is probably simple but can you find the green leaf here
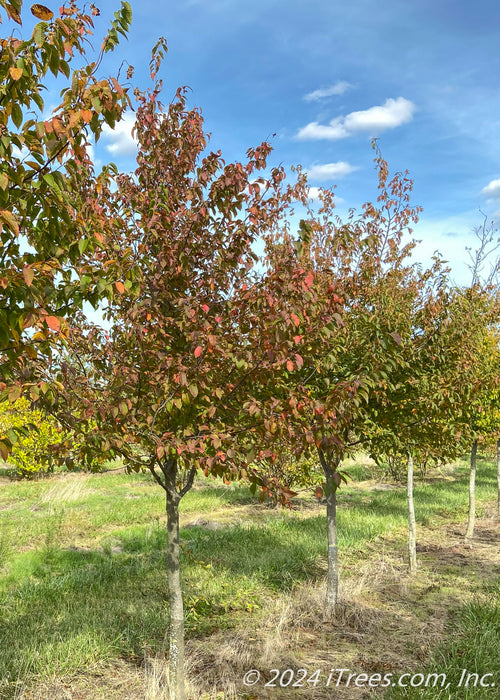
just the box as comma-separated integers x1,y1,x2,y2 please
78,238,89,254
33,22,46,47
11,103,23,128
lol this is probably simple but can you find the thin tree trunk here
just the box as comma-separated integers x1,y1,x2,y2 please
465,439,478,540
497,437,500,519
164,461,185,700
407,450,417,574
325,485,338,611
318,448,339,613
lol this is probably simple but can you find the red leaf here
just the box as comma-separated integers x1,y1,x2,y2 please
290,313,300,327
194,346,203,358
201,304,209,313
294,335,303,344
294,354,303,368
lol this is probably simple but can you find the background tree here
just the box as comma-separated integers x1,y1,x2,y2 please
464,382,500,536
260,148,433,607
462,216,499,537
369,284,497,569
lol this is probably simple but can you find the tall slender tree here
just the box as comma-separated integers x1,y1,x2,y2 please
43,52,342,698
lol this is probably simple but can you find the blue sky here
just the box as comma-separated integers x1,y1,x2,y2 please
19,0,500,284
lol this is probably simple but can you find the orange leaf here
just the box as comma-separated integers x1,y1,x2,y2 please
81,109,93,124
315,486,324,500
0,441,10,462
290,313,300,327
293,335,303,344
46,316,60,331
0,210,19,236
9,66,23,81
194,346,203,358
8,385,22,402
286,360,294,372
115,281,125,294
6,5,22,24
31,4,54,20
22,267,34,287
304,271,314,288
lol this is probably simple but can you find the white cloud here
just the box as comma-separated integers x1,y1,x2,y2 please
307,187,344,204
296,97,416,141
297,121,349,140
481,178,500,199
306,161,357,180
304,81,353,102
101,112,137,156
307,187,322,200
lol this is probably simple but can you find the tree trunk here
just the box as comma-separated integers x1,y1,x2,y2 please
318,448,339,614
325,484,338,611
465,439,478,540
407,450,417,574
497,437,500,519
164,462,185,700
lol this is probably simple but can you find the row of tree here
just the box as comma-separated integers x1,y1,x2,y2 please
1,4,499,698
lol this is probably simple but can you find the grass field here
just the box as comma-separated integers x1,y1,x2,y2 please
0,454,499,699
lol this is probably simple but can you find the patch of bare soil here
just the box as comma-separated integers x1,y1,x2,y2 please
11,510,500,700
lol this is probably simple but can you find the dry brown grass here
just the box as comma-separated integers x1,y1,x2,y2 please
38,474,91,506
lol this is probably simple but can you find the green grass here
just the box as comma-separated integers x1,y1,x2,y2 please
386,580,500,698
0,454,498,697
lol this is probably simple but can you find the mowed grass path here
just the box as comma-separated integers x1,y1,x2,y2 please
0,455,498,698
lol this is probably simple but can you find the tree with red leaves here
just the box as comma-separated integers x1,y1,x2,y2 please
45,46,342,698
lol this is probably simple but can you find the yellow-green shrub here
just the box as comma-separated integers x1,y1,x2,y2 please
0,398,63,477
